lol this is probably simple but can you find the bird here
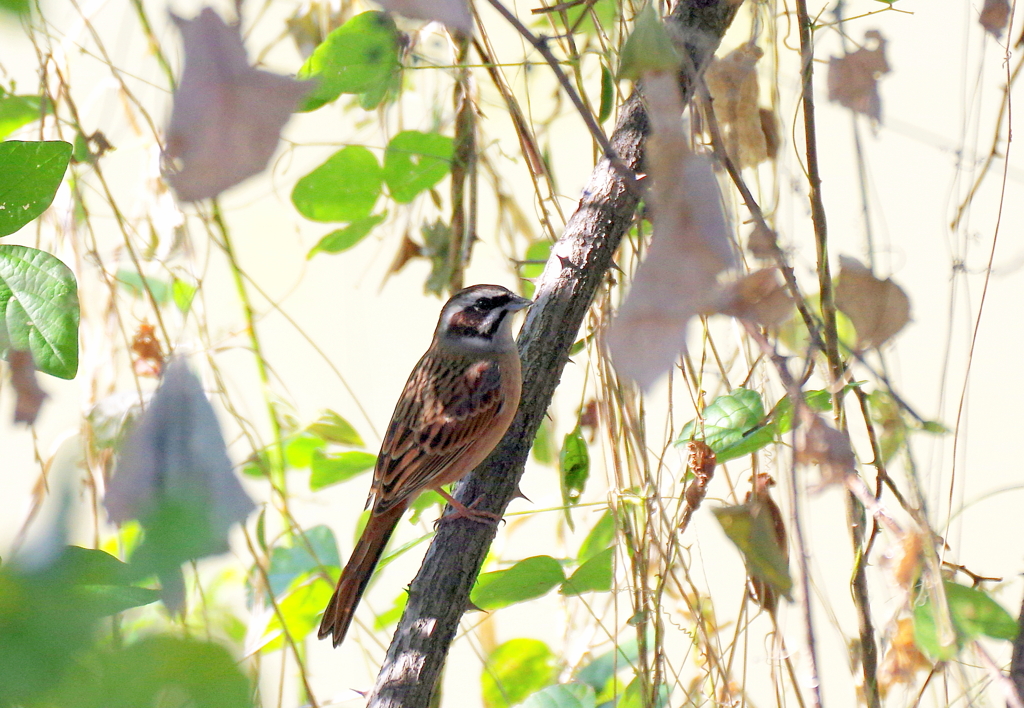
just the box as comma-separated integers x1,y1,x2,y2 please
318,284,532,647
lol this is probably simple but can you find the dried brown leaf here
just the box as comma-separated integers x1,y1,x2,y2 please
980,0,1011,37
796,411,857,486
879,617,932,691
378,0,472,33
386,233,423,279
713,268,793,326
131,322,164,378
607,72,734,389
9,350,47,425
745,473,787,612
759,107,780,161
827,30,890,122
891,531,925,590
164,8,313,202
705,44,769,168
746,222,778,260
834,255,911,349
679,440,716,534
106,359,256,543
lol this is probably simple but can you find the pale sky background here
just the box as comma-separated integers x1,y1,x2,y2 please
2,0,1023,706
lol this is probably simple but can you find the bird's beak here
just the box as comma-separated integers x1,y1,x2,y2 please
509,295,533,311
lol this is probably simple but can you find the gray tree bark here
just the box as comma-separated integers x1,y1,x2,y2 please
366,2,741,705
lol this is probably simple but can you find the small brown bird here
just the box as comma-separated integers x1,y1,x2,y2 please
318,284,531,647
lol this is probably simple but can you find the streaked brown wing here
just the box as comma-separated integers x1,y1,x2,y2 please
370,349,505,513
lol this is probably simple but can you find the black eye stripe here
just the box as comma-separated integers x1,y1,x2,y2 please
473,294,512,310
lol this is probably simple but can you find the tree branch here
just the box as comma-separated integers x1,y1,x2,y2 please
366,3,740,705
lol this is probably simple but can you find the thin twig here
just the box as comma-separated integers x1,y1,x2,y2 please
483,0,639,193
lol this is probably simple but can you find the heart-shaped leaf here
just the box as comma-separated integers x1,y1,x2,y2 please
0,245,79,379
0,140,72,237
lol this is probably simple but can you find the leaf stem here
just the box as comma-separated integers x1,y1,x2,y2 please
210,202,288,499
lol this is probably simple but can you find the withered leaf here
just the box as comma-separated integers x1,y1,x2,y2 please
386,233,423,281
796,411,857,486
106,358,255,614
9,349,47,425
746,222,778,260
879,617,932,689
164,8,313,202
713,499,793,602
745,473,787,613
979,0,1010,38
106,358,255,532
827,30,890,122
891,531,924,590
705,44,769,168
713,268,793,327
378,0,472,33
607,72,734,389
130,322,164,378
747,222,779,261
759,107,780,161
834,255,911,349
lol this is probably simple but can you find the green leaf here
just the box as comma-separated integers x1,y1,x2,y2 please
376,528,433,573
284,431,326,469
617,676,669,708
54,547,159,616
520,240,551,299
520,683,596,708
945,582,1018,640
0,94,44,140
574,638,639,693
482,638,559,708
408,488,444,524
292,145,383,222
617,4,682,80
598,64,615,123
471,555,566,611
578,509,615,563
778,294,857,354
0,570,93,703
868,390,907,463
713,503,792,600
308,212,386,256
72,636,252,708
560,427,590,524
74,584,161,617
171,278,196,313
0,244,80,379
373,590,407,630
561,547,613,596
551,0,616,36
243,449,270,478
358,64,402,109
0,0,30,16
531,417,555,465
383,131,455,203
305,409,364,446
913,581,1018,659
309,450,377,490
677,388,765,459
267,525,340,596
115,268,172,304
0,140,72,237
296,12,400,112
261,576,335,652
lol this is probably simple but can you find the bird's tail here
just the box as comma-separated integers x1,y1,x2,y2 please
318,502,407,647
